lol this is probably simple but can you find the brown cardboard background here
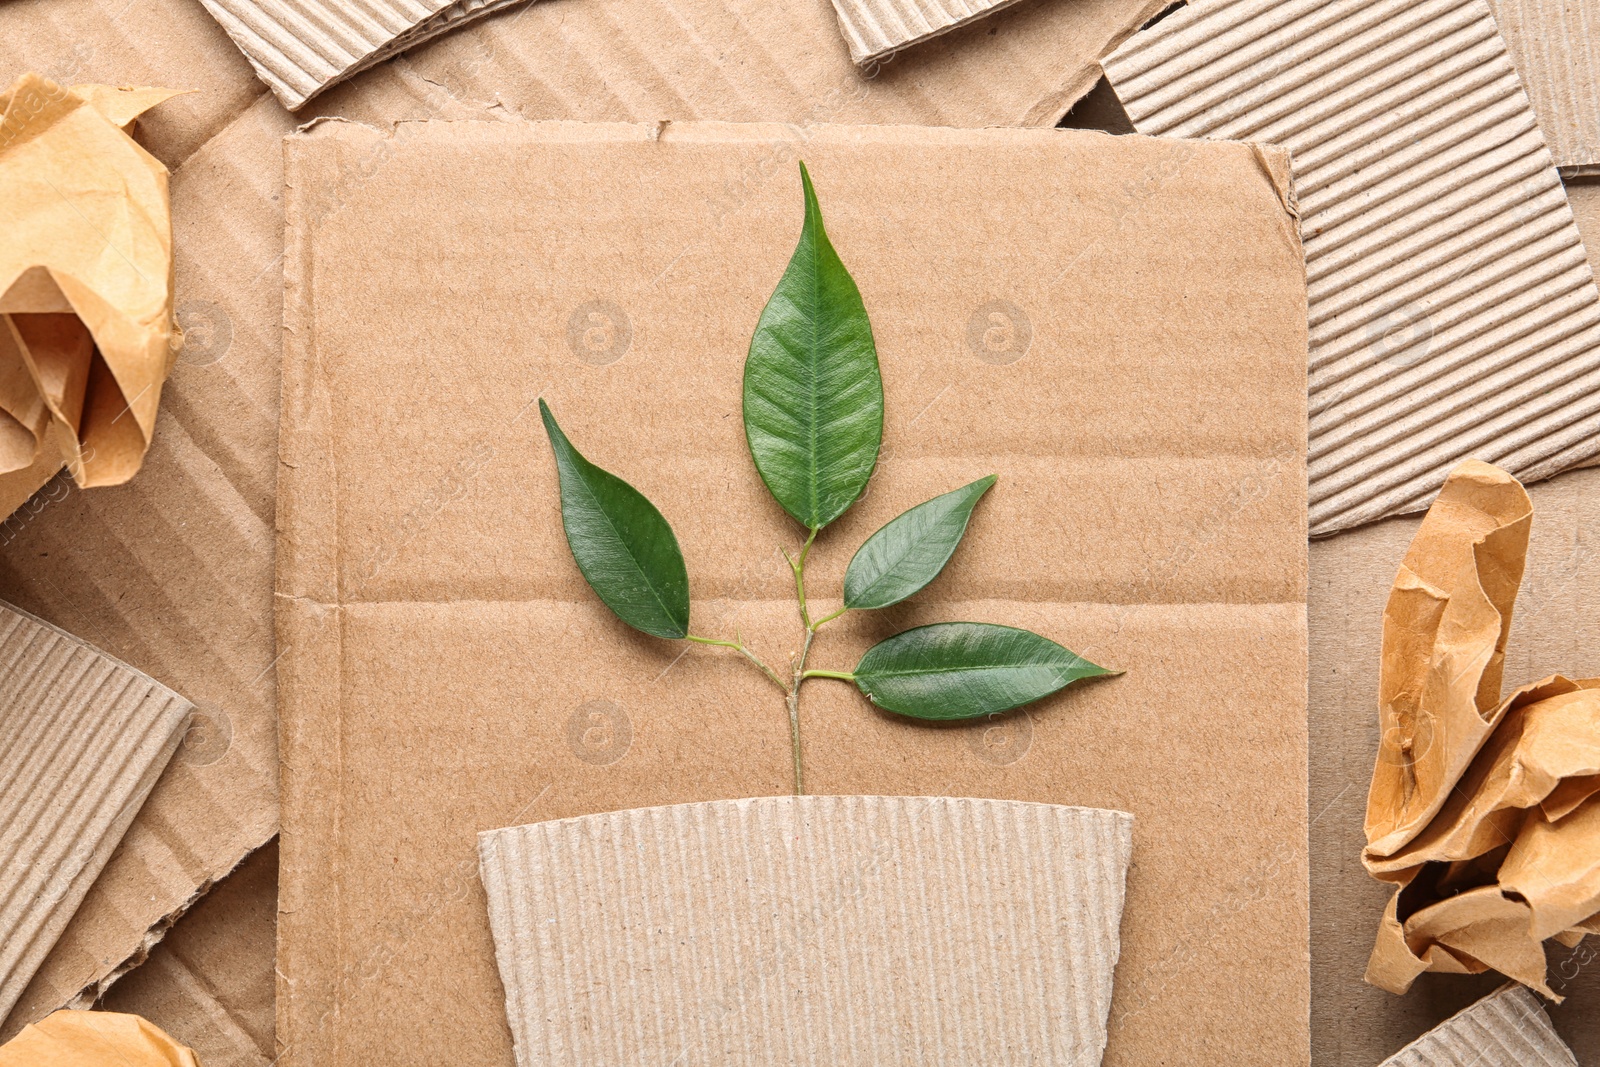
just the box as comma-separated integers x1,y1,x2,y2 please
276,118,1308,1067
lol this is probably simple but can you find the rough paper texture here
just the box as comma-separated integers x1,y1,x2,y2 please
277,119,1309,1067
481,797,1132,1066
1102,0,1600,535
0,0,1158,1030
1378,984,1577,1065
0,602,191,1027
1487,0,1600,174
828,0,1034,66
1361,461,1600,997
0,75,182,510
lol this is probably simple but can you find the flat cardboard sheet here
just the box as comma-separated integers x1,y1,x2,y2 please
1377,985,1577,1066
0,0,1179,1025
1309,464,1600,1065
1487,0,1600,174
1102,0,1600,535
481,797,1133,1065
827,0,1035,66
0,601,191,1026
277,119,1309,1066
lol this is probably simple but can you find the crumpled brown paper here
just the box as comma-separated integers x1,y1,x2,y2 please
0,73,183,516
0,1010,200,1066
1364,459,1600,998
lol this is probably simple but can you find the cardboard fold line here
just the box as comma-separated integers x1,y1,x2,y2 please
479,796,1134,1066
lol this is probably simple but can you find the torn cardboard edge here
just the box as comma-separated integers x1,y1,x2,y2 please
481,797,1133,1065
0,600,192,1029
1102,0,1600,536
1377,984,1577,1066
827,0,1033,67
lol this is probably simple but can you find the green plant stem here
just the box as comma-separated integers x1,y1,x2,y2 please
787,627,814,796
784,528,819,629
800,669,855,681
686,634,788,692
810,605,848,629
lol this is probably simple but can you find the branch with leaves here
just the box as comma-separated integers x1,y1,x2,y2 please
541,162,1119,795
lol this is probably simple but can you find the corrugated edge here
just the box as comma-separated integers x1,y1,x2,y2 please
0,601,193,1027
828,0,1035,66
1378,984,1577,1065
1102,0,1600,536
479,796,1134,1066
194,0,457,109
1488,0,1600,171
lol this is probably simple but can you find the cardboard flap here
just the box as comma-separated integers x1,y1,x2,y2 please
277,119,1309,1066
480,796,1133,1065
1102,0,1600,535
0,601,192,1028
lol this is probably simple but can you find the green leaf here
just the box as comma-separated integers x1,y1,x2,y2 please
540,400,690,639
853,622,1114,721
843,475,997,610
743,161,884,531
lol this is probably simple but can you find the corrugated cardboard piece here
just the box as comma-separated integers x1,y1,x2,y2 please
827,0,1037,67
278,119,1309,1066
1487,0,1600,175
480,796,1133,1065
0,75,183,514
0,600,191,1026
1360,461,1600,997
1377,984,1578,1066
0,0,1194,1028
1102,0,1600,536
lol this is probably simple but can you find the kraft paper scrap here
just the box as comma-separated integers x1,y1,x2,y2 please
1102,0,1600,535
1362,461,1600,996
0,1011,200,1067
479,796,1133,1066
0,602,193,1027
828,0,1036,65
0,75,182,518
1377,984,1577,1066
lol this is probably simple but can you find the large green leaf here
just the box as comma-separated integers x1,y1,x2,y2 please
540,400,690,639
743,162,884,531
853,623,1113,720
843,475,996,610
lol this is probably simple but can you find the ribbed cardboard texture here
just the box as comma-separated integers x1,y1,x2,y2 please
1378,985,1577,1066
0,0,1156,1031
277,118,1309,1066
1102,0,1600,536
0,600,192,1026
480,797,1133,1065
827,0,1035,66
1487,0,1600,175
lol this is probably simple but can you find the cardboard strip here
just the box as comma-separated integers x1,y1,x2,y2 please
1377,984,1577,1066
1487,0,1600,175
827,0,1035,66
1102,0,1600,535
480,797,1133,1065
0,602,191,1027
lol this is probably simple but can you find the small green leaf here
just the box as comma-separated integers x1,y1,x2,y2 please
540,400,690,639
853,622,1114,720
743,161,884,531
843,475,996,610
